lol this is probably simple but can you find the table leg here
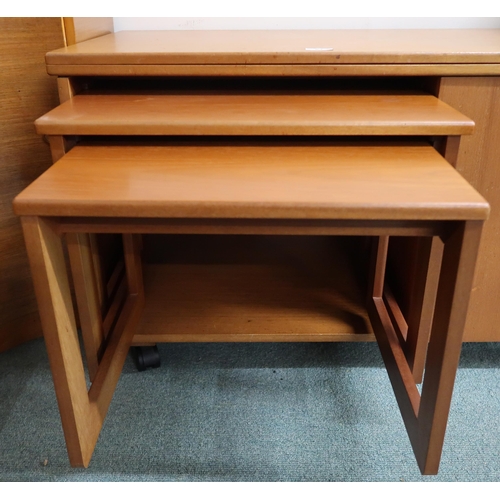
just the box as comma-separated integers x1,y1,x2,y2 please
368,220,483,474
21,216,144,467
404,236,443,383
416,220,483,474
67,232,105,381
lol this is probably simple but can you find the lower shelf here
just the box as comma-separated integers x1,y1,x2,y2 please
132,235,375,343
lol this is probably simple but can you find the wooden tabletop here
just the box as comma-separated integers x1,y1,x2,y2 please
34,93,474,136
13,142,489,221
47,30,500,66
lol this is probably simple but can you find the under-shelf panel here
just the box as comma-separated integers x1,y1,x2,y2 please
132,235,375,343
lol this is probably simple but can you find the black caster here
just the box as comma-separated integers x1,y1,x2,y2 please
133,345,161,371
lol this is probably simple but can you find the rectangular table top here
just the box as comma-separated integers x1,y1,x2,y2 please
13,142,489,221
34,92,474,137
47,30,500,66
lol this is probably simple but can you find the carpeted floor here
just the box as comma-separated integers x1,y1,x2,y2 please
0,339,499,481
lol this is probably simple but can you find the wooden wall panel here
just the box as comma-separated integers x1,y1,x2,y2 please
439,77,500,341
0,18,65,352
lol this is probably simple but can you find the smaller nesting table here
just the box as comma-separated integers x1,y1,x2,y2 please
14,141,488,474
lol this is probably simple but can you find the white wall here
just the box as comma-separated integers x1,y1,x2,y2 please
113,18,500,32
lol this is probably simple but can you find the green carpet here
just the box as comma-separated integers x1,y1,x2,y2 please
1,339,499,481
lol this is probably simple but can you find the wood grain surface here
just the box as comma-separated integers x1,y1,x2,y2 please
439,77,500,341
34,93,474,136
13,143,489,221
45,63,500,77
134,235,374,343
45,30,500,66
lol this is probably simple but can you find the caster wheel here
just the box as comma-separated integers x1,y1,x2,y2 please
133,345,161,372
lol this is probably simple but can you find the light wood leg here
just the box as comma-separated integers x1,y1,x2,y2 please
370,236,389,299
123,234,150,351
368,221,483,474
57,76,85,103
368,236,421,421
416,220,483,474
47,135,78,163
22,216,94,466
404,237,443,383
89,234,107,313
123,234,144,297
67,233,105,382
22,216,144,467
383,236,443,383
443,136,461,168
433,135,461,168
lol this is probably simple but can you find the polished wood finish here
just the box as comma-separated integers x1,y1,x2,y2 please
18,211,486,472
56,218,448,238
443,136,462,168
46,63,500,78
57,77,80,103
15,28,496,473
403,237,443,383
41,29,500,345
47,135,73,163
46,30,500,67
0,18,65,353
35,93,474,136
134,236,373,344
16,140,488,472
439,77,500,342
45,30,500,77
368,220,484,474
22,216,93,465
417,220,483,473
370,236,389,299
21,215,144,467
13,143,488,221
66,233,105,381
123,237,144,307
